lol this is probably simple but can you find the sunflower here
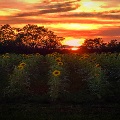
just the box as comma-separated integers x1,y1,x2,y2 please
3,55,10,58
36,53,40,56
51,53,56,57
83,54,89,57
52,52,58,56
26,55,30,58
95,64,100,67
58,62,63,66
52,70,61,76
5,53,9,55
19,62,26,66
55,57,61,62
17,65,24,70
22,54,26,57
79,57,84,60
80,54,89,59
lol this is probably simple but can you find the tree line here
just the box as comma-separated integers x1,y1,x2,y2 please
81,38,120,53
0,24,64,54
0,24,120,54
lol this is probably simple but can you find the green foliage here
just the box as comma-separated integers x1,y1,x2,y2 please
46,53,69,102
4,54,49,98
0,53,23,97
88,53,120,100
0,52,120,103
62,54,93,92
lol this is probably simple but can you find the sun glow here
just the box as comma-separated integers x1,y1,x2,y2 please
71,47,79,50
18,0,40,3
62,38,85,46
49,23,101,30
73,0,105,12
0,11,11,16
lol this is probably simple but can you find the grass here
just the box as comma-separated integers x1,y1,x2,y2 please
0,102,120,120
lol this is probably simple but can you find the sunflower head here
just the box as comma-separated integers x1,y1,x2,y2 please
95,64,100,67
81,54,89,59
22,54,27,57
51,52,57,57
17,65,24,70
36,53,40,56
47,54,52,57
52,70,61,77
79,57,84,60
3,55,10,58
58,62,63,66
55,57,61,62
83,54,89,57
52,52,58,55
26,55,30,58
5,53,9,55
19,62,26,67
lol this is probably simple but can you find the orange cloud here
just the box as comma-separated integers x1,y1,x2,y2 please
0,0,120,42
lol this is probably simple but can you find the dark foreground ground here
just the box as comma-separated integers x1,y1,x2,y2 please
0,102,120,120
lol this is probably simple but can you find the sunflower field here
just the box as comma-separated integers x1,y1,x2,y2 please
0,52,120,103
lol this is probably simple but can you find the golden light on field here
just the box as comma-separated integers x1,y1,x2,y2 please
61,38,85,46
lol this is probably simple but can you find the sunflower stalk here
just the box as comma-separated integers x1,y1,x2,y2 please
46,53,68,102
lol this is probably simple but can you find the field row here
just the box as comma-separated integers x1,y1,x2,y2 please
0,52,120,103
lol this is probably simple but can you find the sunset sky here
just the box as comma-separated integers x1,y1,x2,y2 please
0,0,120,46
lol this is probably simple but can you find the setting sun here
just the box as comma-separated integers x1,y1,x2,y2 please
0,0,120,43
61,38,85,46
71,47,79,50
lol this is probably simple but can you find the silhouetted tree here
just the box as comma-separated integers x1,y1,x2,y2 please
107,40,118,48
0,24,65,54
83,38,103,49
0,24,16,41
20,24,64,49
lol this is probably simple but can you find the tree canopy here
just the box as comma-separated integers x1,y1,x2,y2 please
0,24,64,49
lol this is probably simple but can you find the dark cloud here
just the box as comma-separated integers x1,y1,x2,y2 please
52,26,120,41
52,28,99,38
1,13,120,26
0,0,120,42
100,1,120,8
35,0,80,9
97,26,120,42
98,26,120,36
59,10,120,20
0,16,57,24
92,0,120,9
15,0,80,17
2,15,120,25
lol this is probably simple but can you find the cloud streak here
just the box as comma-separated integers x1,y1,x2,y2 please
15,0,80,17
0,0,28,10
52,26,120,42
0,0,120,42
60,10,120,20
